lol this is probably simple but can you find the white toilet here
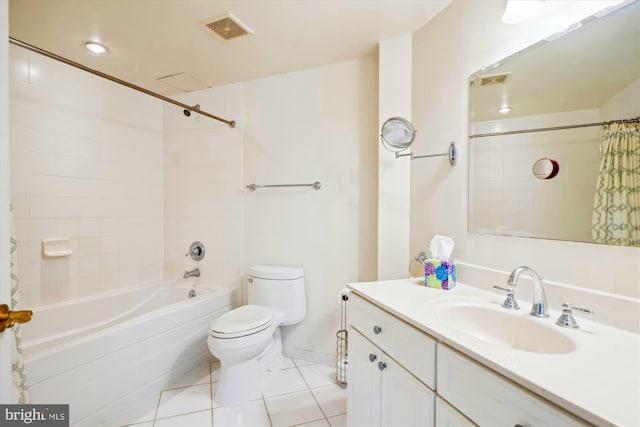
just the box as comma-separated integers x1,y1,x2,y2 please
207,265,306,406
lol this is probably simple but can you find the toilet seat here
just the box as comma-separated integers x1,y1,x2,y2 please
210,305,274,339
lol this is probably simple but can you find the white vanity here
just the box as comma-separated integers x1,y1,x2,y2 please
346,278,640,427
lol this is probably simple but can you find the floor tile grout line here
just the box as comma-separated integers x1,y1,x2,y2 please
153,408,212,423
160,380,212,392
151,388,162,427
261,395,275,427
288,417,328,426
294,364,331,421
153,381,212,423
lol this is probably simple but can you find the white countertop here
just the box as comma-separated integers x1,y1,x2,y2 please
347,278,640,427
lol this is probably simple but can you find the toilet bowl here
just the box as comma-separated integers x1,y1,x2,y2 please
207,265,306,406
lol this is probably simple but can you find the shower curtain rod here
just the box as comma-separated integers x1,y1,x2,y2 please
8,37,236,128
469,116,639,139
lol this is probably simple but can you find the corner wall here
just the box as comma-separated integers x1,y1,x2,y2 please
242,55,379,359
411,0,640,298
378,36,412,281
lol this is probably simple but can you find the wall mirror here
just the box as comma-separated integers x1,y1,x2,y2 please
468,1,640,247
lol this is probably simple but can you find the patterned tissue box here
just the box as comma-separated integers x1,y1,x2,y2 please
424,259,456,290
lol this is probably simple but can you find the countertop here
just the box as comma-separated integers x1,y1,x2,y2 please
347,278,640,427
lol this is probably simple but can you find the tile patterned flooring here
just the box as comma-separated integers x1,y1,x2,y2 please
119,358,347,427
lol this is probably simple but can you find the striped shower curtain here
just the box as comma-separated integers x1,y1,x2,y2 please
10,203,30,403
592,121,640,246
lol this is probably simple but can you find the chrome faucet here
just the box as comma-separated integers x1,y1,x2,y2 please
183,268,200,279
508,266,549,318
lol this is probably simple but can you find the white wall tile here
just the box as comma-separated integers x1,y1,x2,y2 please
163,84,242,293
9,45,164,307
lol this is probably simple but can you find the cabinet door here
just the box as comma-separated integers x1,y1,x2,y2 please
436,396,476,427
380,353,435,427
347,327,381,427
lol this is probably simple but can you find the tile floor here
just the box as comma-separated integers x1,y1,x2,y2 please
119,357,347,427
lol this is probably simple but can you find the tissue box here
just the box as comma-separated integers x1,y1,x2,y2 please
424,259,456,290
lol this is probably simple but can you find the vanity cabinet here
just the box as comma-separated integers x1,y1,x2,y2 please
435,396,475,427
347,293,589,427
347,294,436,427
347,327,435,427
437,345,588,427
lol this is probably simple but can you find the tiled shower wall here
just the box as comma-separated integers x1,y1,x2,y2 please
162,85,242,296
469,109,601,242
9,45,164,307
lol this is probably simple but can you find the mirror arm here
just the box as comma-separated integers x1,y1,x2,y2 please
395,142,457,166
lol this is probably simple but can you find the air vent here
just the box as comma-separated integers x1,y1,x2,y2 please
205,13,254,40
478,73,511,86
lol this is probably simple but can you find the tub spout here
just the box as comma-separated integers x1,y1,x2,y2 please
184,268,200,278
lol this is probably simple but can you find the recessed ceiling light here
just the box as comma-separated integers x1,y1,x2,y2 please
498,106,513,114
84,42,107,54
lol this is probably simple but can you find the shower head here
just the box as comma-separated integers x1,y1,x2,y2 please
183,104,201,117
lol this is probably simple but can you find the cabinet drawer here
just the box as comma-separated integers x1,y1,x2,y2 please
349,293,437,389
437,345,589,427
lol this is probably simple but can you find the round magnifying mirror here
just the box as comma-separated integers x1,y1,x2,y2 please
532,158,559,180
380,117,416,152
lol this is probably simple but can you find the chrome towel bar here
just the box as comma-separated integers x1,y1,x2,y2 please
246,181,321,191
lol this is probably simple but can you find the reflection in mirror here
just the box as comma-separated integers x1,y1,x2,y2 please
468,1,640,247
380,117,417,152
532,158,559,180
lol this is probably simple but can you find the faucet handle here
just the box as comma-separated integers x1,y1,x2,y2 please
555,302,594,329
493,285,519,310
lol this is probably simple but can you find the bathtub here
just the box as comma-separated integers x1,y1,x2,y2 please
21,282,234,426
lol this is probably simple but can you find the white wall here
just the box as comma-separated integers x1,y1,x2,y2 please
378,36,411,281
600,78,640,121
411,0,640,299
163,85,242,299
242,56,379,358
8,45,164,306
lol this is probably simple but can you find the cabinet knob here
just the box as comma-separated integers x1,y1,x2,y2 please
368,353,377,363
378,361,387,371
373,325,382,335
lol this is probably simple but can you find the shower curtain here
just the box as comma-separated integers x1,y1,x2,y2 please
592,121,640,247
10,203,30,403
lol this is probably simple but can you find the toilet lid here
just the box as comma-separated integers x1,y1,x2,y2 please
210,305,273,339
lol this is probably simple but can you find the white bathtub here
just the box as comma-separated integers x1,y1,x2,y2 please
22,282,234,426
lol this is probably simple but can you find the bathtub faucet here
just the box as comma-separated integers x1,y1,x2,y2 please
184,268,201,278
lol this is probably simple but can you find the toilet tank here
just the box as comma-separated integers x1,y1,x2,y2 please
247,265,306,326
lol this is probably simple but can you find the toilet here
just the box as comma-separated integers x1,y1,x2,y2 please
207,265,306,406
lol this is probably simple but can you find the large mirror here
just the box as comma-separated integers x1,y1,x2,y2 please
468,1,640,247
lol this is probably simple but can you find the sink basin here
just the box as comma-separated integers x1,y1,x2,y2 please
432,301,576,354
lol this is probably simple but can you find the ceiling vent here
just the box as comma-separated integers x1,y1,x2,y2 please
205,13,254,40
478,73,511,86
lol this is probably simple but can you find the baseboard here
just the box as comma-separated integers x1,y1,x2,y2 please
283,346,335,367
